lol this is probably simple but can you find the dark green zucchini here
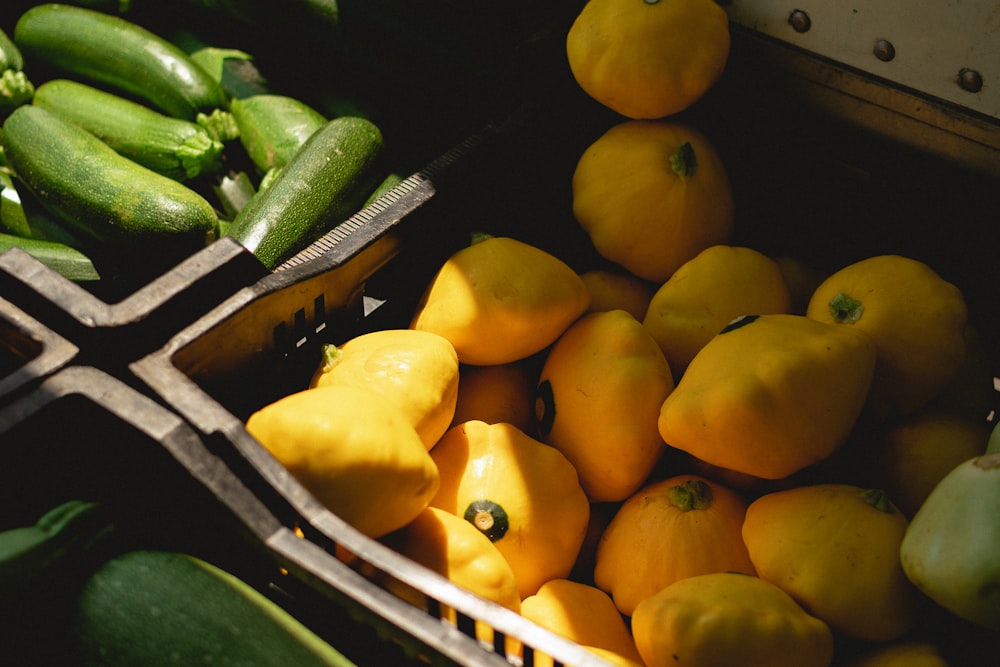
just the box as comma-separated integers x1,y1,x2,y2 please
0,233,100,282
227,116,383,269
1,170,87,248
0,26,25,71
1,104,218,251
230,94,327,173
33,79,224,181
0,502,355,667
68,549,357,667
362,172,404,207
13,3,228,120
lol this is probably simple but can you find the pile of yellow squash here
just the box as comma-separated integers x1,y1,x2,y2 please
244,1,999,665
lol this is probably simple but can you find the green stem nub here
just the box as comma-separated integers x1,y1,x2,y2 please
828,293,864,324
861,488,895,514
668,479,714,511
670,141,697,179
463,500,510,542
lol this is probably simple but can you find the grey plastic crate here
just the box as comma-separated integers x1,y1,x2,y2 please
0,293,78,403
0,237,269,372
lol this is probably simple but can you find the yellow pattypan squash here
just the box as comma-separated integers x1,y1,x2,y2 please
743,484,920,642
593,475,755,616
377,506,521,649
309,328,459,450
630,572,835,667
772,254,828,315
867,406,989,518
450,359,538,435
658,313,876,480
572,119,734,283
245,384,439,539
429,420,590,598
520,579,644,667
535,309,675,502
579,268,656,321
566,0,730,119
410,235,590,366
806,254,968,418
642,245,793,376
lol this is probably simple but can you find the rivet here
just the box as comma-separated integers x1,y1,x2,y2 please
959,68,984,93
789,9,811,33
873,39,895,62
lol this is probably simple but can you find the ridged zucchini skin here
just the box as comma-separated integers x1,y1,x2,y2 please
0,232,101,281
1,104,218,249
13,3,229,120
33,79,224,181
67,549,357,667
228,116,384,269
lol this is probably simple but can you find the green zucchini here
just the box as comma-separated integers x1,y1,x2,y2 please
0,26,25,71
0,232,101,282
0,27,33,116
0,502,355,666
362,172,404,207
1,104,218,251
13,4,229,120
1,170,90,248
228,116,384,269
230,94,328,173
33,79,224,181
67,549,357,666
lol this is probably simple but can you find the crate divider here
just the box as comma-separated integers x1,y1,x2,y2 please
0,294,79,404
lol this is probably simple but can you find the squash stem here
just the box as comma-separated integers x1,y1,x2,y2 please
669,141,697,179
861,488,895,514
667,479,713,511
828,293,864,324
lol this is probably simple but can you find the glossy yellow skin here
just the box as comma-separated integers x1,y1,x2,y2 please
658,314,876,480
643,245,792,376
631,572,835,667
566,0,730,119
579,268,656,321
572,120,734,283
379,506,521,611
536,309,674,502
410,236,590,365
743,484,920,642
594,475,755,616
245,384,439,539
310,329,459,450
429,420,590,598
806,254,968,418
378,506,520,648
520,579,643,667
867,406,989,518
449,360,538,435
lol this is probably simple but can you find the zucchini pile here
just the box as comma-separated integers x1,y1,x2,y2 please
0,3,389,290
